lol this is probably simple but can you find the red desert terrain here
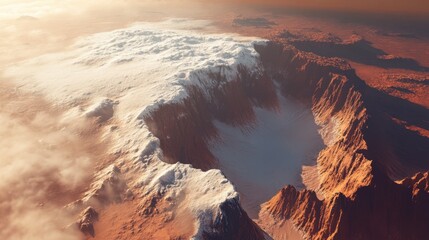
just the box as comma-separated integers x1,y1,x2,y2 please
1,2,429,240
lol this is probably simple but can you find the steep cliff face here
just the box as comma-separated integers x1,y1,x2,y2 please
256,42,373,197
258,38,429,239
144,66,279,171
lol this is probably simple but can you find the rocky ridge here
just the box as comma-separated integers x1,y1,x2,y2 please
257,35,429,240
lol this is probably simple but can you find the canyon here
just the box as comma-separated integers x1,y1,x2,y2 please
1,9,429,240
143,34,429,239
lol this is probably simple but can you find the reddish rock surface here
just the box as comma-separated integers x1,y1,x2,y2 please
256,36,429,239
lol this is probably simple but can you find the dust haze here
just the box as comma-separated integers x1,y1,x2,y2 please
0,2,202,238
0,82,107,239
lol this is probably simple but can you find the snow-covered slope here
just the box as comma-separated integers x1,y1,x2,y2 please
6,19,263,114
5,19,266,239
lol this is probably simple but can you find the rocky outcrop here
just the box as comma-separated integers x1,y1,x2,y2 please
202,198,267,240
77,207,99,237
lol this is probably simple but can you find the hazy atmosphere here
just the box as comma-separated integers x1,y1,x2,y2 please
1,1,428,240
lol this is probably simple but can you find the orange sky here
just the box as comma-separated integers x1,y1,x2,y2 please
225,0,429,16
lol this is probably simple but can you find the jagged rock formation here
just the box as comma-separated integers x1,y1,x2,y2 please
263,173,429,240
257,36,429,239
202,198,267,240
399,171,429,197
